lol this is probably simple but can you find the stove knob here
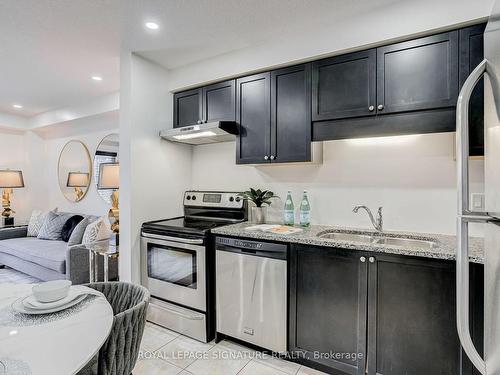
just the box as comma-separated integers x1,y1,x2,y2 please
229,196,234,202
192,195,197,201
235,197,241,202
186,195,191,200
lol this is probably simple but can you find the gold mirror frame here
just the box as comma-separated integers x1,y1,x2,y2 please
57,140,92,203
94,133,119,204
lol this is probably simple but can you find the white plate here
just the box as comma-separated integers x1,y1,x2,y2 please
23,289,82,310
12,294,87,315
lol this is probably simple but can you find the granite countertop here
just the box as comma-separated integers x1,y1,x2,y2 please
212,222,485,264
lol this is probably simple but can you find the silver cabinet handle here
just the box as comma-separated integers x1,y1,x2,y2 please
456,59,488,375
369,257,375,263
264,155,269,160
368,105,375,112
360,256,366,263
270,155,275,160
377,104,384,110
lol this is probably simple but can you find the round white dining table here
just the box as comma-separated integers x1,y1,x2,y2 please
0,283,113,375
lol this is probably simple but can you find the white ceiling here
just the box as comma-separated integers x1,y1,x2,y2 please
0,0,491,119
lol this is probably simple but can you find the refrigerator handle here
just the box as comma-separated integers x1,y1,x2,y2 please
456,59,487,375
457,59,487,216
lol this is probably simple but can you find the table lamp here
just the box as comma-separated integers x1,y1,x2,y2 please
0,169,25,226
66,172,89,201
98,163,119,245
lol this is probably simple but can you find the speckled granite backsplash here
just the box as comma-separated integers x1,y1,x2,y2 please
212,222,484,264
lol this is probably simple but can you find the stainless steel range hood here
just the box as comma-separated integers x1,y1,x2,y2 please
160,121,239,145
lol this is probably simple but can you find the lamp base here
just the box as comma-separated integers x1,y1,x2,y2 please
2,217,14,226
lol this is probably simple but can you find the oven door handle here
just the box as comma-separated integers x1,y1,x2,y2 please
141,232,204,245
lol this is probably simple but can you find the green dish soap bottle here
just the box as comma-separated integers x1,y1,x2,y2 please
284,191,295,226
299,190,311,227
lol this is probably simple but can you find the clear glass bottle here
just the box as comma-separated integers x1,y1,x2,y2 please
299,190,311,227
283,191,295,226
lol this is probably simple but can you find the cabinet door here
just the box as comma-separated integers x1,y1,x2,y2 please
202,79,236,123
377,31,459,114
367,255,461,375
460,23,486,157
289,245,368,375
173,88,202,128
312,49,376,121
271,64,312,163
236,72,271,164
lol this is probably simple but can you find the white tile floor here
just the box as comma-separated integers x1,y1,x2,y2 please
134,322,328,375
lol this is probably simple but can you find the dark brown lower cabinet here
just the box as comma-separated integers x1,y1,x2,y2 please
289,244,484,375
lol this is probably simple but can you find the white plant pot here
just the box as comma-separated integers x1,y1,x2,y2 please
251,206,267,224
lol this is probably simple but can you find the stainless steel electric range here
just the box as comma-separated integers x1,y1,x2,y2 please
140,191,247,342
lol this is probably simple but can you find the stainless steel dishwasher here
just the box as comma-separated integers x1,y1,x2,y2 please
215,237,287,353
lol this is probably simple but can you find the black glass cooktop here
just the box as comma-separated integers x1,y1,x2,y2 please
142,216,228,236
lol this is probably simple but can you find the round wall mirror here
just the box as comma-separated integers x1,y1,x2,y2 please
94,133,119,204
58,140,92,202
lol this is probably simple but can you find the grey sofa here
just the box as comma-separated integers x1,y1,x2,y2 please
0,222,118,285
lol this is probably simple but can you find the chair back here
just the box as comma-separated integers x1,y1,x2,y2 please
86,282,150,375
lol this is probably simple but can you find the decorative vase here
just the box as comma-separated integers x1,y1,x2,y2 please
251,206,267,224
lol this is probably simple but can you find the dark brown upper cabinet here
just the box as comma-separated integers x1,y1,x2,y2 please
236,64,313,165
271,64,312,163
173,79,235,128
236,72,271,164
376,31,459,114
173,88,202,128
202,80,236,123
460,23,486,157
312,49,376,121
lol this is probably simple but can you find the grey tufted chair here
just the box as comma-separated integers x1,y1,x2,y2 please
79,282,149,375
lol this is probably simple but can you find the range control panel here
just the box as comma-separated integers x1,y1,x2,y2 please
183,191,245,209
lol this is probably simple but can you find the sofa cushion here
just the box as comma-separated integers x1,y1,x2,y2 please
0,237,67,273
61,215,84,242
27,208,58,237
68,217,90,246
38,212,72,240
82,218,103,245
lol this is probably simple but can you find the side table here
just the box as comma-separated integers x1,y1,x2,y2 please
84,240,119,282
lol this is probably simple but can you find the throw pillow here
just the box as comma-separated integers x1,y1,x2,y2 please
37,211,71,240
68,217,90,246
27,208,58,237
82,217,104,245
61,215,84,242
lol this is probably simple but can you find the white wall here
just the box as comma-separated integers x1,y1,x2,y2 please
39,112,119,216
0,112,118,223
191,134,484,236
0,128,36,222
120,53,192,282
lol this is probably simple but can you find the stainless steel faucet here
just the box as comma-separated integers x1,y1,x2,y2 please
353,205,383,232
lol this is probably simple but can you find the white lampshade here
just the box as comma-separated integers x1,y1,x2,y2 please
0,170,24,188
98,163,119,190
66,172,89,188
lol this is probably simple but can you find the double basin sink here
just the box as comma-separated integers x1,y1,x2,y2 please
317,230,438,250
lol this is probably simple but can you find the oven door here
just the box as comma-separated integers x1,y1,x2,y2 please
141,233,206,312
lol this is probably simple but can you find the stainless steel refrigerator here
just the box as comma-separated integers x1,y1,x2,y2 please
457,1,500,374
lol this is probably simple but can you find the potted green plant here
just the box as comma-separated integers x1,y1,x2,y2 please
239,188,279,224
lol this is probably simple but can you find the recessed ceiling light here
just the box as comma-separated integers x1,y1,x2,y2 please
145,22,159,30
91,76,103,81
12,104,23,109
